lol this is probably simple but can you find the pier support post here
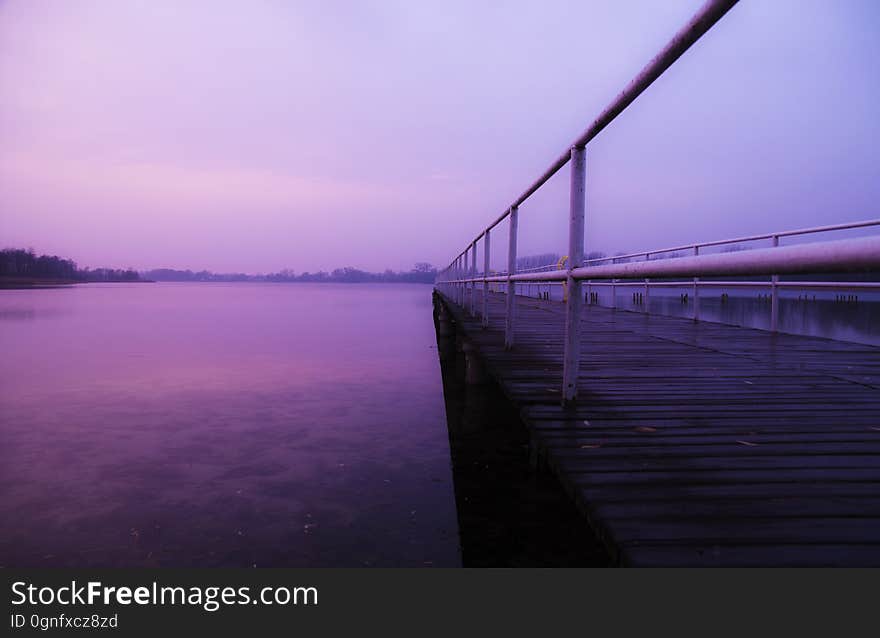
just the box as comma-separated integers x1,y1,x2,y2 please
482,229,491,328
435,305,456,363
562,146,586,403
505,206,518,349
454,334,467,381
437,307,454,337
461,339,488,385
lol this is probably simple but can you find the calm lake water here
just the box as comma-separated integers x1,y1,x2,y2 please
0,282,460,567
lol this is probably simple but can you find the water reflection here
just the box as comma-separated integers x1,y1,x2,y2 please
0,307,71,321
0,283,460,567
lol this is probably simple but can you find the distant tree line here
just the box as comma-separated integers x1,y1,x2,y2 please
516,253,561,271
144,262,439,284
0,248,141,282
1,248,440,284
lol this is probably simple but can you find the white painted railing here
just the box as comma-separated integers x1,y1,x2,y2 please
435,0,880,403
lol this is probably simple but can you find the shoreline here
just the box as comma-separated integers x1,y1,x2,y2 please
0,277,154,289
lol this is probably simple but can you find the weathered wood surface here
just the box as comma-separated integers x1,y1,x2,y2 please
438,289,880,566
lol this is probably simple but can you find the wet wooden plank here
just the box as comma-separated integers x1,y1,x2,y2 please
623,544,880,567
438,289,880,566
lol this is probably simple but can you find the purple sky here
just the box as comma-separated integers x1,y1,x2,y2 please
1,0,878,273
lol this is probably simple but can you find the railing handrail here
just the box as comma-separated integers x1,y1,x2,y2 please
460,280,880,287
435,0,880,403
447,217,880,277
445,236,880,284
444,0,740,263
580,218,880,267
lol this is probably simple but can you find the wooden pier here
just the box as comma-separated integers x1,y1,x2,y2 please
436,290,880,566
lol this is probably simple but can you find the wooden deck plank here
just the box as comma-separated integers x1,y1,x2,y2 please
437,289,880,566
623,544,880,567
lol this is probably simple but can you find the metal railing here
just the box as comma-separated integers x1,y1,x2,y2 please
435,0,880,403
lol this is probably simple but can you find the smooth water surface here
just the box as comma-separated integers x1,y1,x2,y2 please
0,282,459,567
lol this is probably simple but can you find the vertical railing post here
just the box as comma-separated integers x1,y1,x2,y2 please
610,258,616,310
469,240,477,316
455,255,464,306
451,257,456,303
562,146,586,403
482,230,491,328
451,258,456,303
459,254,464,307
460,250,465,308
461,248,466,310
693,245,700,321
505,206,518,349
463,249,469,308
452,257,457,304
461,253,465,306
770,235,779,332
450,261,454,302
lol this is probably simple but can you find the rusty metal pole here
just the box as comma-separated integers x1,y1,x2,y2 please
505,206,518,349
562,146,586,403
